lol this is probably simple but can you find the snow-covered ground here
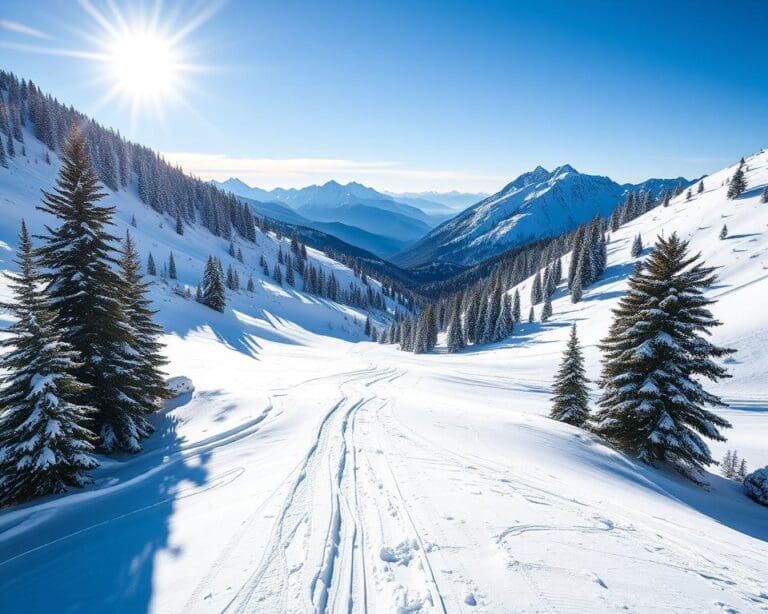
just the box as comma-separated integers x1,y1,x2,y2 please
0,144,766,613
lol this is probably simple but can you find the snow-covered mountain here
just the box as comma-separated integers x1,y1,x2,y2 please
394,165,693,268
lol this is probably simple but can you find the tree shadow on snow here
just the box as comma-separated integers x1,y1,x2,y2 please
581,436,768,543
0,394,211,612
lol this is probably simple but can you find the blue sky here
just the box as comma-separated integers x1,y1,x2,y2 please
2,0,767,192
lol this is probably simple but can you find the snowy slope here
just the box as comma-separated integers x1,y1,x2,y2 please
0,145,766,614
394,165,692,268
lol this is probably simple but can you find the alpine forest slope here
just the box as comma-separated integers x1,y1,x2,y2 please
0,68,766,614
394,163,694,268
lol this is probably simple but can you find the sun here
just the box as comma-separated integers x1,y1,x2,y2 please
107,29,180,104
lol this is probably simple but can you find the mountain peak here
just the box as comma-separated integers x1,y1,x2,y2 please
553,163,578,175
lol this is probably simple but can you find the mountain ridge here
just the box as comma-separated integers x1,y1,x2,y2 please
393,164,695,268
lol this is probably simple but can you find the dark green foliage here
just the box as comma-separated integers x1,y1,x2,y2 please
726,167,746,199
593,233,735,480
35,129,148,453
550,324,590,426
0,222,97,505
202,255,226,312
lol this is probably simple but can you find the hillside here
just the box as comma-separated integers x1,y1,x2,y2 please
1,117,765,612
394,164,692,268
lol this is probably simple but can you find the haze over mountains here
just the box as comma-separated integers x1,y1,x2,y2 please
214,178,449,258
216,166,693,272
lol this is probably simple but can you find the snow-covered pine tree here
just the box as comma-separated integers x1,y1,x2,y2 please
168,252,177,280
541,293,552,322
494,292,513,340
147,252,156,276
286,264,295,286
482,287,502,343
593,233,735,480
721,449,734,479
630,233,643,257
175,213,184,235
202,255,226,312
247,275,255,292
726,167,746,199
737,458,748,481
570,263,583,303
463,290,480,343
446,297,465,352
35,128,147,453
530,270,543,305
0,222,97,505
118,231,170,441
364,316,371,337
512,289,521,322
719,224,728,240
549,324,590,426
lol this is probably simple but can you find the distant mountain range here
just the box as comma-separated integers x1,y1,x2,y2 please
382,190,489,215
392,165,695,268
214,178,455,258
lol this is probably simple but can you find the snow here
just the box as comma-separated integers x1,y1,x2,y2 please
0,130,766,612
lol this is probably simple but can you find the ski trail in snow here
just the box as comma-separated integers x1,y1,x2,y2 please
219,366,405,613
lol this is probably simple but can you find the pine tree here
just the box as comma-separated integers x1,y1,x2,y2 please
630,233,643,257
570,265,583,303
528,305,535,323
726,167,746,199
147,252,156,276
168,252,177,279
118,231,169,446
719,224,728,240
286,264,295,286
0,136,6,167
202,255,226,312
446,298,465,352
131,214,137,228
541,293,552,322
550,324,590,427
494,293,513,340
761,187,768,204
364,316,371,337
737,458,748,482
0,222,97,505
273,263,282,285
35,128,145,453
175,213,184,235
721,449,734,479
247,275,255,292
512,289,521,322
531,270,543,305
593,233,735,480
6,135,15,158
